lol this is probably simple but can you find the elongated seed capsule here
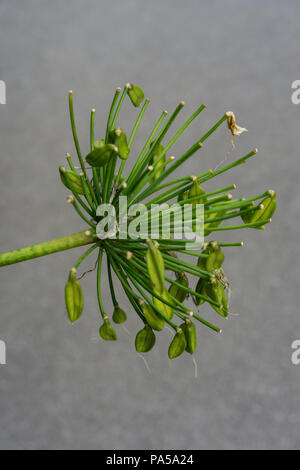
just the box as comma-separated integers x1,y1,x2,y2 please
205,279,228,318
206,246,225,272
85,144,119,167
195,277,207,306
168,272,188,303
168,328,187,359
65,268,84,323
180,319,197,354
153,288,173,320
139,300,165,331
146,239,165,293
247,192,277,229
99,317,117,340
59,167,85,195
135,325,156,352
127,84,145,107
112,305,127,324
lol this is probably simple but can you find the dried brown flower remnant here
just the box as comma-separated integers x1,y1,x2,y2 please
226,111,247,147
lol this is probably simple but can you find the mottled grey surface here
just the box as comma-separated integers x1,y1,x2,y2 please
0,0,299,450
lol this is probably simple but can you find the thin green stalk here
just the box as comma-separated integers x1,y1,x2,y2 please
107,256,118,307
72,243,99,269
90,109,101,204
68,91,87,178
96,248,106,319
105,87,121,143
126,102,185,193
132,114,228,204
128,104,206,201
125,110,168,188
110,84,129,130
116,98,150,185
69,199,96,229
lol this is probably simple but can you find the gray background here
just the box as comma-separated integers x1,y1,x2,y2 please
0,0,299,450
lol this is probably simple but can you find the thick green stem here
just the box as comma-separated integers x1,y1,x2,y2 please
0,230,98,267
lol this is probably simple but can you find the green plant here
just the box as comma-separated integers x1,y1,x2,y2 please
0,83,276,359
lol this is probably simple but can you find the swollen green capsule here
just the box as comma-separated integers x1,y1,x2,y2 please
146,240,165,293
240,202,255,224
177,190,189,202
249,193,276,228
135,325,156,353
112,305,127,324
205,279,228,318
139,300,165,331
168,272,188,303
94,139,105,149
149,142,166,182
153,288,173,320
109,128,130,160
168,328,187,359
180,320,197,354
99,317,117,341
127,84,144,107
241,192,276,229
64,268,84,323
59,167,84,195
195,277,207,306
85,144,119,167
188,180,206,205
206,246,224,272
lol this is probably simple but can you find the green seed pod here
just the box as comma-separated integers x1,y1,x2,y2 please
139,300,165,331
177,190,189,202
59,167,85,195
195,277,207,306
240,202,255,224
206,246,224,272
205,279,228,318
180,320,197,354
109,128,130,160
149,142,166,182
64,268,84,323
99,317,117,341
94,139,105,149
153,288,173,320
85,144,119,167
146,240,165,293
241,192,276,229
112,305,127,324
168,328,187,359
135,325,156,353
188,180,206,205
127,84,144,107
168,272,188,303
249,193,276,229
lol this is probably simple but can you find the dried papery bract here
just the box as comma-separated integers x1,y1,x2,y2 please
0,83,277,360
